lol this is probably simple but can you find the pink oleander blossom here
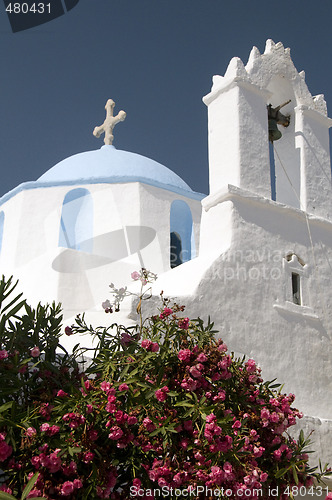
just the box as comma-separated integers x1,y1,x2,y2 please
178,349,192,363
178,317,189,329
131,271,141,281
150,342,159,352
0,485,12,494
143,418,156,433
155,387,169,402
83,451,95,463
61,481,75,496
0,440,12,461
30,346,40,357
100,381,111,392
57,389,68,398
118,383,129,392
159,307,173,319
64,326,73,336
27,489,42,499
0,350,8,360
245,358,256,373
25,427,37,437
108,426,124,440
73,479,83,489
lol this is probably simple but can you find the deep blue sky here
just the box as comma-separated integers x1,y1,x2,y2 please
1,0,332,198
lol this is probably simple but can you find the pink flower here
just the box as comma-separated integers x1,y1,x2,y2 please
121,332,133,346
0,485,12,494
27,489,42,499
159,307,173,319
218,342,228,352
180,438,189,448
88,429,99,441
0,441,12,461
245,358,256,373
118,383,129,392
100,381,111,392
83,451,95,463
63,461,77,476
25,427,37,437
178,317,190,329
196,352,208,363
73,479,83,489
61,481,74,496
57,389,68,398
270,411,280,423
206,413,216,423
64,326,73,336
0,350,8,360
150,342,159,352
183,420,193,432
189,366,201,379
178,349,192,363
141,339,152,350
232,419,241,429
254,446,265,457
155,388,168,402
143,418,156,433
131,271,141,281
132,478,142,488
260,472,268,482
30,346,40,357
108,426,124,440
213,390,226,402
261,408,270,420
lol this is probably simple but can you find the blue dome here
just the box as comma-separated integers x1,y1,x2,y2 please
37,145,194,195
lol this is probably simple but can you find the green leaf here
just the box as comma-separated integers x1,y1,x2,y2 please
22,471,39,499
0,492,17,500
174,401,194,408
0,402,14,413
275,467,288,479
68,446,81,456
1,293,24,315
292,466,299,485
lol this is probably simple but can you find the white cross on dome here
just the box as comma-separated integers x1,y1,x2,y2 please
93,99,126,145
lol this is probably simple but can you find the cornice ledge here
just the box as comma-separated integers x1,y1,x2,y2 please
295,105,332,127
202,184,332,228
273,301,319,321
203,78,270,106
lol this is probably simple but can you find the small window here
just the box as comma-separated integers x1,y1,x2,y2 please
291,272,301,305
170,232,182,268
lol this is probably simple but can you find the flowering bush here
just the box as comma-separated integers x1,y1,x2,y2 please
0,272,330,499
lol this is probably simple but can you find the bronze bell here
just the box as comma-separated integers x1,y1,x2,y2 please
268,118,282,142
267,100,291,142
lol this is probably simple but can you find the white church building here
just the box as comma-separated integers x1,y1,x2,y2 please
0,40,331,471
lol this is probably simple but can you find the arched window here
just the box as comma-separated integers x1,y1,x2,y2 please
170,200,195,268
170,231,182,269
0,212,4,254
58,188,93,253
